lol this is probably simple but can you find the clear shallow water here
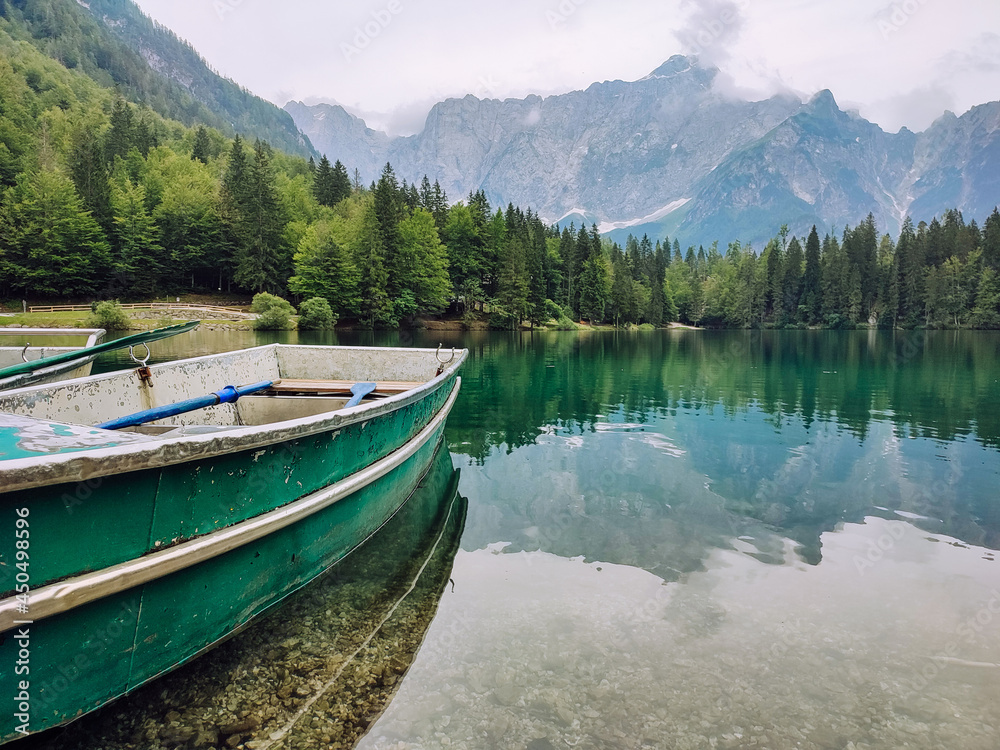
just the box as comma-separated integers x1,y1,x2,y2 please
93,329,1000,749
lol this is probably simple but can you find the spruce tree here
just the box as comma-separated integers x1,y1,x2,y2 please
895,217,924,326
233,140,287,293
781,236,804,323
69,127,112,235
312,155,336,207
801,226,822,324
0,167,111,296
332,159,352,204
356,201,394,327
192,126,211,164
106,96,134,163
373,163,403,295
983,208,1000,270
497,237,530,329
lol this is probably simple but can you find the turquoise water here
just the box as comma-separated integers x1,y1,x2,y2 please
93,328,1000,749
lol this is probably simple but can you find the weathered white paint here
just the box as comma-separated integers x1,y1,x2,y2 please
0,378,460,631
0,345,467,491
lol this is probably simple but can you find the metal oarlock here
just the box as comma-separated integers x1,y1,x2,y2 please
435,343,456,375
129,342,151,366
20,344,31,363
130,342,154,387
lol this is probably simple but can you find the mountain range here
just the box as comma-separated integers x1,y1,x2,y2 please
287,56,1000,248
5,0,996,249
0,0,315,158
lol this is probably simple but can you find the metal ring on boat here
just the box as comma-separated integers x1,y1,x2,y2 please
20,343,31,363
129,342,151,366
435,343,456,365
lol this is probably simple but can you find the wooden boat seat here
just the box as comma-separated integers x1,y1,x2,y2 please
261,379,423,397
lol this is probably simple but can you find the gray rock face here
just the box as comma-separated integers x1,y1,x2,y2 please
284,101,390,181
287,56,1000,247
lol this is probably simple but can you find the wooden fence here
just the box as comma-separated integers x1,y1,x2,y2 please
28,303,248,314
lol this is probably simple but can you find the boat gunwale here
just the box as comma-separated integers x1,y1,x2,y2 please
0,376,461,632
0,343,468,493
0,328,106,391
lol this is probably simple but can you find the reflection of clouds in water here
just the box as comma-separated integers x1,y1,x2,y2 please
361,519,1000,750
636,431,687,458
594,421,689,458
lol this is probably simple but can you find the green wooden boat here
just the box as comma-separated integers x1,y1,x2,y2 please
0,342,466,744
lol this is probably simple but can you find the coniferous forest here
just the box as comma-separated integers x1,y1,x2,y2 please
1,8,999,330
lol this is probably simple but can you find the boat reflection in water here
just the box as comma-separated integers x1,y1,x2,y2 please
28,443,467,750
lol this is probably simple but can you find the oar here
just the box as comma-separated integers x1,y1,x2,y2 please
344,382,377,408
0,321,200,381
95,381,274,430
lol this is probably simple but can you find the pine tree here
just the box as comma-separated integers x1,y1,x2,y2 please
373,163,403,295
0,167,111,296
312,155,337,207
192,126,211,164
763,237,783,321
896,217,924,326
331,159,352,204
781,236,804,323
983,208,1000,270
801,226,822,324
133,111,158,157
821,234,851,323
497,237,530,329
233,140,287,293
355,201,394,327
609,252,636,326
526,220,548,327
431,180,449,229
646,244,666,326
69,127,112,234
106,95,134,163
579,253,610,323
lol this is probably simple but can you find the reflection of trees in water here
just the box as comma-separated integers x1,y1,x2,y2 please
446,330,1000,462
446,330,1000,570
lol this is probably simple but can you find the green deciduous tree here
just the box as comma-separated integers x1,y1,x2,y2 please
289,219,361,315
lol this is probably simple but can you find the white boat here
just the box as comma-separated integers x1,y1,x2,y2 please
0,328,105,390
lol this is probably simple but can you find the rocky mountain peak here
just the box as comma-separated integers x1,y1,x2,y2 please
286,61,1000,248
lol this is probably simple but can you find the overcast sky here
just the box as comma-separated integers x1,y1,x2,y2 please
132,0,1000,136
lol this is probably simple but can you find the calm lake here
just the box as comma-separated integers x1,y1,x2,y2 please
47,329,1000,749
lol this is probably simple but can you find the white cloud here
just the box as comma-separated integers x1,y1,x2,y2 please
133,0,1000,135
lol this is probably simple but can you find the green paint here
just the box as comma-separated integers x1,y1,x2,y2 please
0,360,461,743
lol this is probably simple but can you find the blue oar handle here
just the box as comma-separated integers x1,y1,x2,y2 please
96,381,274,430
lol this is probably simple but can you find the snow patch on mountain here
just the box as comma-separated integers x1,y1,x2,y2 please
597,199,691,234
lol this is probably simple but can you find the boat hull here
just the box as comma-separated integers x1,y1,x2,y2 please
0,343,466,744
0,382,457,742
